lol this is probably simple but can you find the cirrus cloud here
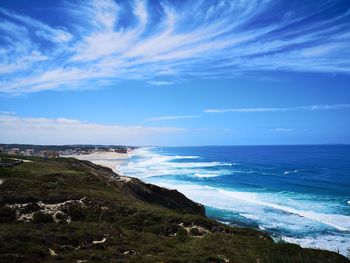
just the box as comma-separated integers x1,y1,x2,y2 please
0,0,349,94
204,104,350,113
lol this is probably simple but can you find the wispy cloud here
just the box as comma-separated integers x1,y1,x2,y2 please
270,128,293,132
0,0,349,94
147,80,173,86
0,8,73,43
204,104,350,113
0,113,185,145
144,115,200,122
0,111,16,115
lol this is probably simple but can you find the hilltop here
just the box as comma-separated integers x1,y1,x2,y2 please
0,155,348,262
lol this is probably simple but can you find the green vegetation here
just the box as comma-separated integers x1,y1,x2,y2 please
0,155,348,262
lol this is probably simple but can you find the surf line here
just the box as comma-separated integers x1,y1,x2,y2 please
214,188,350,232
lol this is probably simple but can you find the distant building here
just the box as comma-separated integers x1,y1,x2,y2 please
8,148,20,155
47,150,59,158
38,151,48,158
0,147,3,153
58,149,74,156
38,150,58,158
24,149,35,156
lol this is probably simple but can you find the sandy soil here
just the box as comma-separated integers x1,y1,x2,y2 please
65,152,129,173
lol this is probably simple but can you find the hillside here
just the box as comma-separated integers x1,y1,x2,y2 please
0,155,348,263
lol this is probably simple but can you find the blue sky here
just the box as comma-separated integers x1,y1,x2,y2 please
0,0,349,145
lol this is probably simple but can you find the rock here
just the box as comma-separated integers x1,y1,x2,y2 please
120,178,205,216
49,248,57,256
123,250,139,255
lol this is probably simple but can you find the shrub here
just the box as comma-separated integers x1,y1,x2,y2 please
67,203,86,221
204,256,226,263
20,202,40,214
176,228,188,242
0,206,16,223
33,211,53,223
189,227,202,236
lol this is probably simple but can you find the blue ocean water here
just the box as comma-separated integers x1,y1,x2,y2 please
116,145,350,255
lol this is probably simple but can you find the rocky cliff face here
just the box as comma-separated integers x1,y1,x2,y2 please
120,178,205,216
74,159,205,216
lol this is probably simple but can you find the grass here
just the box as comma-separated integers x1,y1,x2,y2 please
0,154,348,263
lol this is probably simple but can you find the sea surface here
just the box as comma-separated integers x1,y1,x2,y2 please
116,145,350,255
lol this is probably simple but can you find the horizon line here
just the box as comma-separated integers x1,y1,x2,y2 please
1,142,349,147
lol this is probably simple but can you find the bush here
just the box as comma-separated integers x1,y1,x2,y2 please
0,206,16,223
33,211,53,223
204,256,226,263
20,203,40,214
189,227,202,236
67,204,86,221
176,228,188,242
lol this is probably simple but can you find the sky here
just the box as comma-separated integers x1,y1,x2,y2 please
0,0,349,146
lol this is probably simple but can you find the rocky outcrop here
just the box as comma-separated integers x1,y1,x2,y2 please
120,178,205,216
69,159,205,216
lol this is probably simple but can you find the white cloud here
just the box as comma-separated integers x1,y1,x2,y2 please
0,8,73,43
0,111,16,115
0,113,185,145
147,80,173,86
204,104,350,113
270,128,293,132
0,0,349,94
144,115,200,122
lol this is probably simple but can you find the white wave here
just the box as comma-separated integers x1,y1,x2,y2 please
283,170,299,175
240,213,260,221
281,235,350,256
169,162,232,168
193,173,219,178
347,200,350,205
117,147,233,179
129,148,198,160
173,155,200,159
154,182,350,232
217,188,350,232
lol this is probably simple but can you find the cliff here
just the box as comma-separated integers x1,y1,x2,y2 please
0,155,348,263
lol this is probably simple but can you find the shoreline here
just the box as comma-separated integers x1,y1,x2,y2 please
65,151,129,174
64,149,349,257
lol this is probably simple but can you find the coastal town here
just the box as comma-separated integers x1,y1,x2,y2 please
0,144,132,158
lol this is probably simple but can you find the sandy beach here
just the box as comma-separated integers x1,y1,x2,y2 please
65,151,129,174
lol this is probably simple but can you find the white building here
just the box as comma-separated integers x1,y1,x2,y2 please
24,149,35,156
8,148,20,155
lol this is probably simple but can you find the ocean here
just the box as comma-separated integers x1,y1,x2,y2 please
116,145,350,255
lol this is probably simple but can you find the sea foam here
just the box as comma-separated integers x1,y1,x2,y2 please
217,188,350,232
117,147,232,178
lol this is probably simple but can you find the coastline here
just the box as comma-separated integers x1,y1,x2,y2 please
64,148,350,257
2,153,347,262
65,151,129,174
